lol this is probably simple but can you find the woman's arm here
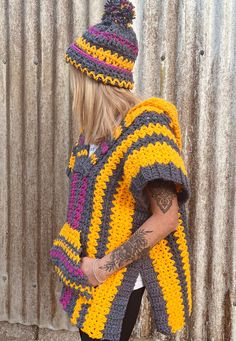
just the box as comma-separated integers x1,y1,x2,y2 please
94,179,179,282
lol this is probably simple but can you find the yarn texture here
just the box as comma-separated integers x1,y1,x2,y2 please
49,97,192,340
64,0,138,89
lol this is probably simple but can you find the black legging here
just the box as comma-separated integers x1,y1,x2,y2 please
79,286,145,341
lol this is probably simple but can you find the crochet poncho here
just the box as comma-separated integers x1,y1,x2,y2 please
49,97,192,340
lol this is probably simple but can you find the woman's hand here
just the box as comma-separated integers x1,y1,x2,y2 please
80,256,108,287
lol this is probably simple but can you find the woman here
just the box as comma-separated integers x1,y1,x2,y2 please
50,1,192,340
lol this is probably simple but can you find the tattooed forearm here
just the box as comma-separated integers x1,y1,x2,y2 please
95,180,179,282
99,228,153,273
147,180,177,213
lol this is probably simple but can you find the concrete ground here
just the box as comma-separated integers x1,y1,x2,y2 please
0,322,154,341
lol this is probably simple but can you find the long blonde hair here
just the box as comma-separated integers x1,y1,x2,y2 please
69,65,144,145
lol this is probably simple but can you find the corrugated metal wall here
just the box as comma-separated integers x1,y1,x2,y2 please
0,0,235,340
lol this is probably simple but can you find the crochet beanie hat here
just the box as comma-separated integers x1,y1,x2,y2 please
64,0,138,90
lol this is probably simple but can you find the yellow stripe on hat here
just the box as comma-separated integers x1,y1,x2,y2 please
76,36,134,71
65,54,134,90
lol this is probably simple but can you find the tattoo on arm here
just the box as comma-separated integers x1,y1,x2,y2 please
97,181,177,276
148,180,177,213
98,228,153,273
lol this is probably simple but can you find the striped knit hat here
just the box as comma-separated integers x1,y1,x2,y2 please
64,0,138,90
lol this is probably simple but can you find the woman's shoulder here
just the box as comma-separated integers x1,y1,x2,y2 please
125,96,182,151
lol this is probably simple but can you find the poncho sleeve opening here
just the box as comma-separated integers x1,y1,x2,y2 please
123,112,191,206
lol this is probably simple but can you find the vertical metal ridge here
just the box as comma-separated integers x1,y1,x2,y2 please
0,0,10,321
38,0,57,328
7,0,24,322
35,0,41,325
21,0,27,323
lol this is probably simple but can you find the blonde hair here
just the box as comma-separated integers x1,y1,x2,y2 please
69,65,144,145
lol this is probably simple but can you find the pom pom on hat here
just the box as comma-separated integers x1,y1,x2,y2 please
101,0,136,28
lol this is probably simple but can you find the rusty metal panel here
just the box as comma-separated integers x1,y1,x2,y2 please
0,0,235,340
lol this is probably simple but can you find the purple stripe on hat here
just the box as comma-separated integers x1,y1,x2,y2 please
72,176,88,229
71,43,132,75
88,26,138,55
59,286,73,310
